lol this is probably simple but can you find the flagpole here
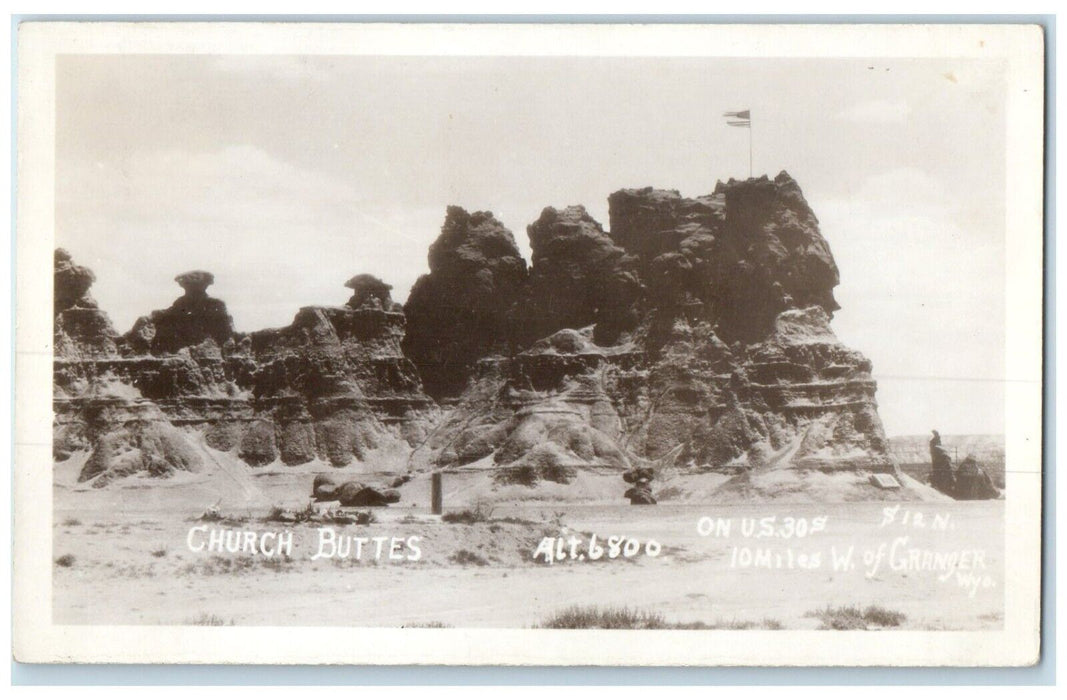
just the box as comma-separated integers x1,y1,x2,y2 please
723,110,753,178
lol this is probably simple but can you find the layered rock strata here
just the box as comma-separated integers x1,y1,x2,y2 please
54,257,434,485
56,171,897,497
417,173,894,484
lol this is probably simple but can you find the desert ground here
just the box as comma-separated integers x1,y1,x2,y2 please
52,457,1003,630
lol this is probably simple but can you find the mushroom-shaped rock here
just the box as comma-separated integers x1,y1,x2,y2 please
175,270,215,297
135,270,234,354
345,274,394,310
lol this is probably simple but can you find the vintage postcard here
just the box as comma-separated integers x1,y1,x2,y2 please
13,22,1044,666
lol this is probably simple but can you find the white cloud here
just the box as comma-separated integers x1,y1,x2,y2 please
813,167,1004,436
56,146,445,333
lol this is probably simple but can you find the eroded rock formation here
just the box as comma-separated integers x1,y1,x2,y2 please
56,171,900,499
54,249,120,358
522,205,642,346
420,173,895,489
54,254,435,485
403,207,529,399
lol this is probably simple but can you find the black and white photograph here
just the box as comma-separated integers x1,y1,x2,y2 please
13,21,1045,666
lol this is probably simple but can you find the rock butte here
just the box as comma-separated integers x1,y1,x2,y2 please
53,173,907,499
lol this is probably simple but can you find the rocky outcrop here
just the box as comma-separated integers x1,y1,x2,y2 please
523,206,642,345
53,252,206,485
423,174,895,489
54,249,120,358
239,299,433,467
403,207,529,399
890,433,1005,490
953,456,1001,500
623,467,657,505
609,173,839,344
56,171,900,500
926,431,1001,500
427,305,892,482
54,254,436,485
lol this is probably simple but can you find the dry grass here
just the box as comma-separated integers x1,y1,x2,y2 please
181,554,293,576
805,605,907,630
197,507,250,526
539,605,784,630
671,618,784,630
442,501,496,524
185,613,234,626
540,605,667,629
264,504,376,525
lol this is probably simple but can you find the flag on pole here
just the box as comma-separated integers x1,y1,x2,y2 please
723,109,751,127
723,110,753,177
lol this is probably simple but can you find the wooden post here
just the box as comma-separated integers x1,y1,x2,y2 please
431,472,443,515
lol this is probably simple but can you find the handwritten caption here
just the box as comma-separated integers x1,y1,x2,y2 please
695,506,994,597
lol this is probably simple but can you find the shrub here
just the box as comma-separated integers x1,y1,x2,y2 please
55,554,76,568
264,502,320,523
860,605,907,627
264,505,289,522
61,517,81,527
540,606,785,630
449,549,489,566
329,510,376,525
442,500,496,524
199,506,224,522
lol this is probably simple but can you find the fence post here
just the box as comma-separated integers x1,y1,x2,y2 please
431,472,443,515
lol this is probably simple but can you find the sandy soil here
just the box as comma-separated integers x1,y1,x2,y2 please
52,468,1004,630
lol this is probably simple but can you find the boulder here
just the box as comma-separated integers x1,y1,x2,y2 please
954,456,1000,500
311,475,401,506
624,483,657,505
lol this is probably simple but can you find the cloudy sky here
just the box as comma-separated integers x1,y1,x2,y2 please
55,54,1007,437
